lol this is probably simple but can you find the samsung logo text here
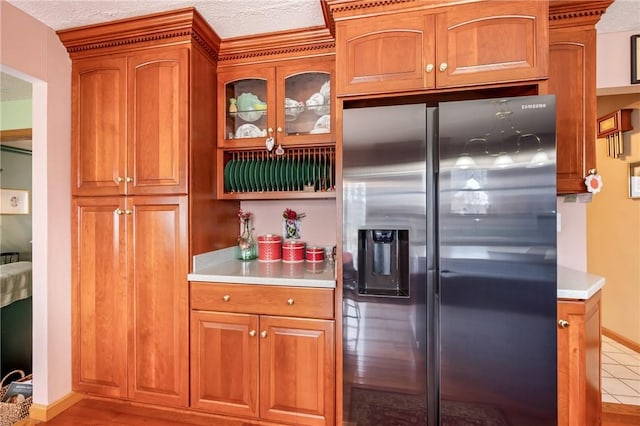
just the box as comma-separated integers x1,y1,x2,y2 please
521,103,547,110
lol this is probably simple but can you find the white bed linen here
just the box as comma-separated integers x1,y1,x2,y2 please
0,261,32,308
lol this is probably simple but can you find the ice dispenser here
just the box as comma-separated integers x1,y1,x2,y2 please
358,229,409,297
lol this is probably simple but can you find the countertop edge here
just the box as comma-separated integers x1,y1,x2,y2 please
187,273,336,288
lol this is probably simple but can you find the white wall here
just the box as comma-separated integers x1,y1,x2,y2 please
1,1,72,405
597,30,640,95
556,197,587,271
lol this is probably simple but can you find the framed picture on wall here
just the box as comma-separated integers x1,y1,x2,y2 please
629,162,640,199
0,188,30,214
632,34,640,84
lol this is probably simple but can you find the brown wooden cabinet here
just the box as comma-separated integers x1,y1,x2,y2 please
71,47,188,197
72,195,189,405
190,282,335,426
62,8,239,408
332,0,548,96
557,291,602,426
548,1,612,194
217,57,335,150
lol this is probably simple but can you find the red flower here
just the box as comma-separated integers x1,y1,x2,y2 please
283,208,305,220
238,209,252,224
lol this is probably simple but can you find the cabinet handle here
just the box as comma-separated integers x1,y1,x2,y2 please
116,177,124,183
287,298,294,306
277,127,283,133
425,64,434,73
558,320,570,329
249,330,256,337
268,128,274,134
125,177,133,183
439,62,448,72
222,294,230,302
116,208,124,215
260,330,267,338
125,209,132,215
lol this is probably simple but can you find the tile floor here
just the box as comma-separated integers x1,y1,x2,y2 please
601,335,640,405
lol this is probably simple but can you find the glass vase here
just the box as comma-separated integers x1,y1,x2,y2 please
236,221,257,260
283,218,301,240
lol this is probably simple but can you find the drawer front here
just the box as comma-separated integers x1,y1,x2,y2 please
191,282,334,319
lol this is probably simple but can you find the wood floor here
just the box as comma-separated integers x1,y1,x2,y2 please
14,397,640,425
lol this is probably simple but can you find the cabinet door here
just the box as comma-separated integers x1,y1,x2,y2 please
277,58,335,145
549,29,596,194
127,48,189,195
260,316,335,426
335,12,435,96
436,1,548,88
72,197,127,397
217,67,276,149
557,293,601,426
127,195,189,406
72,58,127,196
190,310,259,417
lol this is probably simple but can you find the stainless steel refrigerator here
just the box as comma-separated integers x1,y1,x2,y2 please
342,95,557,425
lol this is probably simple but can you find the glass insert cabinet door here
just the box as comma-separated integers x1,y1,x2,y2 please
222,75,271,145
282,71,331,138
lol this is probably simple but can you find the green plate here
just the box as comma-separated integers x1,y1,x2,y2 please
224,160,232,192
269,158,277,191
246,160,255,192
255,159,263,192
228,160,237,192
281,158,288,191
274,158,282,191
236,160,246,192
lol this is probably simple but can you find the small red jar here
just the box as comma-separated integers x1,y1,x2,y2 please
282,240,305,263
305,246,325,263
258,234,282,262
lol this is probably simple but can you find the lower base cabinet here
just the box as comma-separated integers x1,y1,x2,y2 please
190,283,335,426
557,291,602,426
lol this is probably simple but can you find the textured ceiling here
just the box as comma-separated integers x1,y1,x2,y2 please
2,0,640,103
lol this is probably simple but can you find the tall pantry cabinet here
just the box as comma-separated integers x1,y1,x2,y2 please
59,8,238,407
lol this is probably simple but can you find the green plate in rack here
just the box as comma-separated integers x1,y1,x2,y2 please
224,160,232,192
269,158,276,191
228,160,237,192
254,159,262,192
246,160,254,192
249,160,257,192
282,158,289,191
274,158,282,191
238,160,247,192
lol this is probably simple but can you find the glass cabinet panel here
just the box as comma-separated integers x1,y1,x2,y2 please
225,78,269,141
283,72,330,137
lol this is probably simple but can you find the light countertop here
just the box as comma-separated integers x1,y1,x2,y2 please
188,247,336,288
557,265,605,300
188,248,605,299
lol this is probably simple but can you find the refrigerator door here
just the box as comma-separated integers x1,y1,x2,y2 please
342,104,436,425
438,95,557,424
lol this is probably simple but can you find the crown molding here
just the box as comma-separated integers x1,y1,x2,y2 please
549,0,614,29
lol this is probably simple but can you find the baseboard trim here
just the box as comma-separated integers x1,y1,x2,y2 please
29,391,84,421
602,327,640,353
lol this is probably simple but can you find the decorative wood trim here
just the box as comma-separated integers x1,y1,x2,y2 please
548,0,614,29
602,402,640,422
57,8,220,60
28,392,85,422
218,26,335,65
0,128,32,142
602,326,640,354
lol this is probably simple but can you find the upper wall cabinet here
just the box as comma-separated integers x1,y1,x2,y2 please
71,48,188,196
218,57,335,150
547,0,613,194
330,0,548,97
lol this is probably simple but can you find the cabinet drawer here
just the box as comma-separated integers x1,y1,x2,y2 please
190,282,334,319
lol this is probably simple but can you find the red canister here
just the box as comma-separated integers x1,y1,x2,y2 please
258,234,282,262
282,240,305,263
305,246,325,263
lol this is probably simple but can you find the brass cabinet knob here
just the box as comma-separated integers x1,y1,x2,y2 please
439,62,448,72
260,330,267,338
277,127,283,133
125,209,132,215
116,209,124,215
116,177,124,183
558,320,570,329
287,298,294,306
222,295,230,302
249,330,256,337
425,64,434,73
125,177,133,183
